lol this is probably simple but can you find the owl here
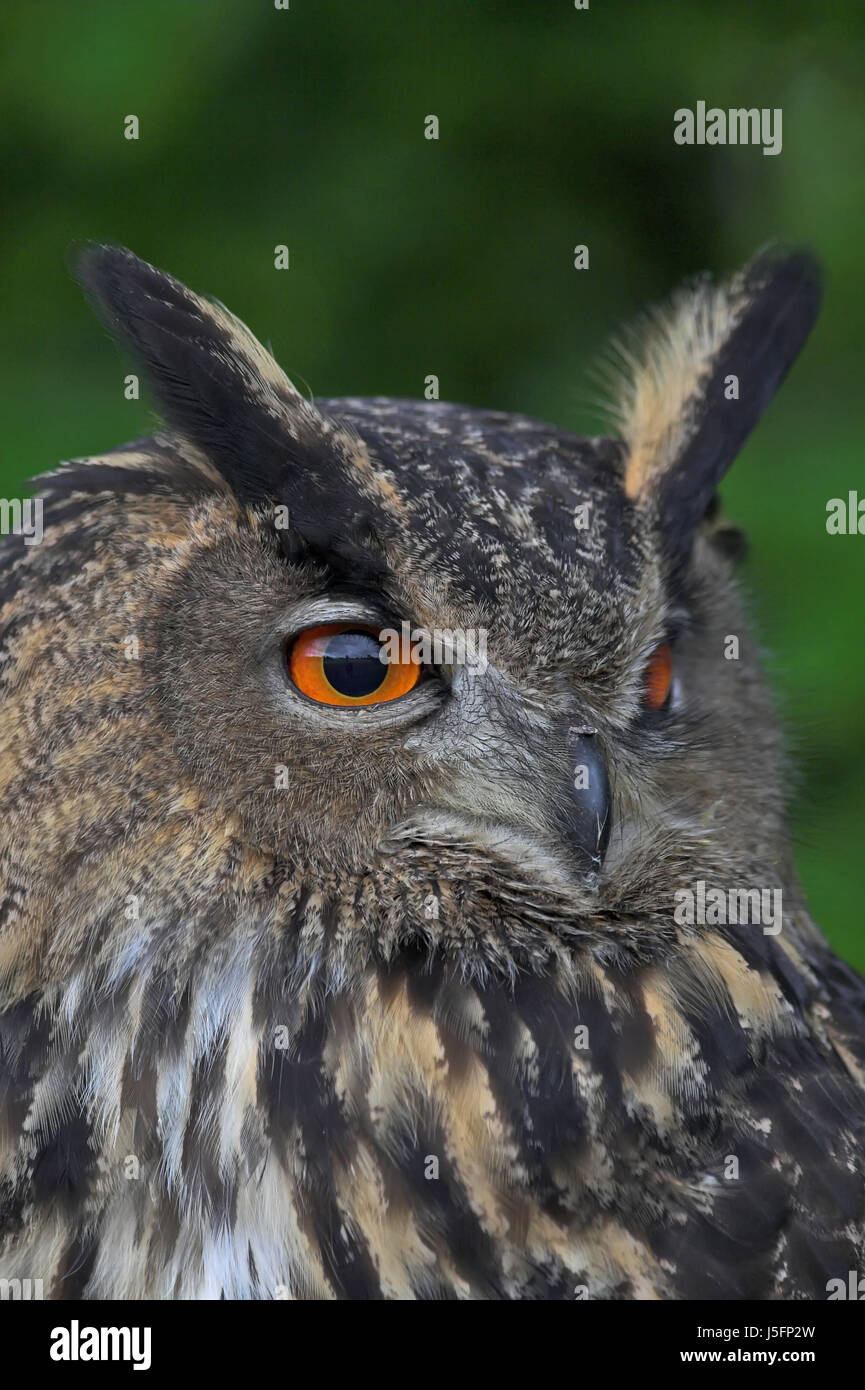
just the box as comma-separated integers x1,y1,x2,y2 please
0,245,863,1302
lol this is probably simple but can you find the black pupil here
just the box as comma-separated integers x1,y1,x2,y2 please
322,630,386,698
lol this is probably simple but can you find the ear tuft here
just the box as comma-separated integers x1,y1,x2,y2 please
72,243,322,499
71,245,403,575
607,250,822,564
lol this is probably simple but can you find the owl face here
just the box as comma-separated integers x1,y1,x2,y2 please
146,396,725,886
8,246,820,990
152,399,650,870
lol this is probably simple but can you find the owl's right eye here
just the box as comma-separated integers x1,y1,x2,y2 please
642,642,674,712
287,622,421,707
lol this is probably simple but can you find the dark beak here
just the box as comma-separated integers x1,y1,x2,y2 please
562,728,611,875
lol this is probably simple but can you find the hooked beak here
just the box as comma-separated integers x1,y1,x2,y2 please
562,728,611,875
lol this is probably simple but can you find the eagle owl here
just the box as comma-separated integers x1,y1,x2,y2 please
1,246,863,1302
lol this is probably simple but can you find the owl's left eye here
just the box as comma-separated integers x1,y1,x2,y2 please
287,622,421,707
642,642,674,712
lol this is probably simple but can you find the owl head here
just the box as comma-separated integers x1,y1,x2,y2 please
0,247,821,997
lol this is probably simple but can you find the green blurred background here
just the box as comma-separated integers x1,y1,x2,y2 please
1,0,863,965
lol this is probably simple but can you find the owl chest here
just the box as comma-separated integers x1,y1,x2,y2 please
90,968,629,1297
211,968,656,1298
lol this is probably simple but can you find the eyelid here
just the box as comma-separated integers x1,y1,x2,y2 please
285,597,392,634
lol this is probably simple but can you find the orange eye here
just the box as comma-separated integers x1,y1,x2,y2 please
643,642,673,711
287,622,420,707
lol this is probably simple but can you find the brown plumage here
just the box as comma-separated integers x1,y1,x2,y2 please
1,246,863,1300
